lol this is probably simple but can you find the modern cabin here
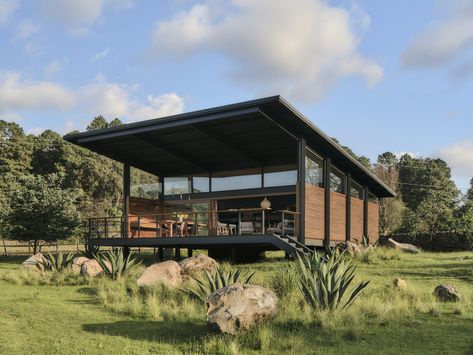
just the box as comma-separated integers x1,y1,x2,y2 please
64,96,395,259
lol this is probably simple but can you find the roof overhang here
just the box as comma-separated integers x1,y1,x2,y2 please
64,96,396,198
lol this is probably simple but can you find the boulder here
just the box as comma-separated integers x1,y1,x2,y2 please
137,260,182,288
434,284,460,302
393,278,407,289
206,283,278,334
387,238,420,253
21,253,49,271
178,254,218,275
81,259,104,277
72,256,90,274
336,241,371,256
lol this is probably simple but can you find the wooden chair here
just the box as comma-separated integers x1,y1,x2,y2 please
217,222,230,235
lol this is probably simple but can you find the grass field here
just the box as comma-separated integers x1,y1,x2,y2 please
1,249,473,354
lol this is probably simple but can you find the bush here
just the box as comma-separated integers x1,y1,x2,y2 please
381,232,473,251
93,249,141,280
269,262,299,299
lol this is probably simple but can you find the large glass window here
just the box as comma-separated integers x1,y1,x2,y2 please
211,169,262,191
305,151,323,187
164,177,191,195
264,165,297,187
330,166,345,193
192,175,209,193
130,167,160,199
350,180,363,199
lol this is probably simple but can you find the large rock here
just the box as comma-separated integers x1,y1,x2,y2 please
178,254,218,275
137,260,182,287
387,238,420,253
336,241,371,256
72,256,90,274
21,253,49,271
434,284,460,302
81,259,104,277
206,283,278,334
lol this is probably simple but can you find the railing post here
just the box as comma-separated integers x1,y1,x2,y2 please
238,211,242,236
262,210,266,234
282,211,285,236
104,218,108,239
138,217,141,238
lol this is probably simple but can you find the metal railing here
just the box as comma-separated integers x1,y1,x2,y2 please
85,208,300,240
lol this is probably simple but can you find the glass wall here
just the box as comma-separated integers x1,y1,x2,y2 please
211,168,262,191
264,165,297,187
192,175,209,193
368,192,378,204
305,151,323,187
130,167,160,199
350,180,363,199
330,166,345,193
164,177,190,195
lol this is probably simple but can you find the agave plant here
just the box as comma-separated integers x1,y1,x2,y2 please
297,249,369,310
80,242,100,258
93,249,141,280
183,266,255,304
39,252,75,271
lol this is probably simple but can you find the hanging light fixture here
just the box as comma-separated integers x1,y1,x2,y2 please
260,196,271,209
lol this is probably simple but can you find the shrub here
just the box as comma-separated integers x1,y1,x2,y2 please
39,252,75,271
297,250,369,311
269,262,299,298
183,265,255,304
93,249,141,280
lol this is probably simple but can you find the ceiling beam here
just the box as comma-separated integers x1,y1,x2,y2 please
189,124,262,167
134,134,211,173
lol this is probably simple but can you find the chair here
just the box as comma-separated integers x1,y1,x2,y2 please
179,221,188,237
239,222,254,235
217,222,230,235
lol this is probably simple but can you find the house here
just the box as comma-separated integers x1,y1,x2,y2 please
64,96,395,260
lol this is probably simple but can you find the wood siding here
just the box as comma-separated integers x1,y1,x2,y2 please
305,184,325,241
330,191,346,241
350,197,364,243
129,196,162,216
368,202,379,241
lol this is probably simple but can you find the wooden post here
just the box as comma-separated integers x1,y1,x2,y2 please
158,247,164,261
363,186,369,244
187,248,193,257
346,174,351,241
297,138,306,244
123,162,131,239
324,158,331,253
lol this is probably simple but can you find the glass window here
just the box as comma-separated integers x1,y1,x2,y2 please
130,167,160,199
350,181,363,199
305,151,323,187
330,167,345,193
164,177,191,195
369,192,378,204
264,165,297,187
211,169,262,192
192,176,209,193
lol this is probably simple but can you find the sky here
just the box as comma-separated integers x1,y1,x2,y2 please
0,0,472,192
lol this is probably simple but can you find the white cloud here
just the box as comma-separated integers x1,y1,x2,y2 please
78,76,184,122
0,0,18,25
394,152,419,159
151,0,382,101
402,1,473,68
0,72,75,113
13,20,41,40
91,48,110,63
43,61,62,76
39,0,135,34
438,140,473,179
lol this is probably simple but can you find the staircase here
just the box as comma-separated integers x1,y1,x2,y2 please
269,234,313,258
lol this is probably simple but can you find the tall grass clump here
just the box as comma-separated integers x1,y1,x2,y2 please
269,261,299,299
182,265,255,304
93,249,141,280
297,250,369,311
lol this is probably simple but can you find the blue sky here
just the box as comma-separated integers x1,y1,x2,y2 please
0,0,472,191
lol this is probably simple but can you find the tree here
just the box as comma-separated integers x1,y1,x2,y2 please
109,118,123,127
466,178,473,202
86,115,109,131
0,120,32,176
2,174,82,254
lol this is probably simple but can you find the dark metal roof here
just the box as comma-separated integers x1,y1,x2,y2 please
64,96,395,197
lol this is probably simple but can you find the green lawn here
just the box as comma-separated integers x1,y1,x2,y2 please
1,250,473,354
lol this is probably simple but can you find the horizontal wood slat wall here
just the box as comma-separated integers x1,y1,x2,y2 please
305,184,324,241
330,192,346,241
368,202,379,241
350,197,364,243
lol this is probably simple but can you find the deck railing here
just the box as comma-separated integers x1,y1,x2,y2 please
85,209,300,240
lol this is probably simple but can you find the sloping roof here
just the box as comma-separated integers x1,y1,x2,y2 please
64,96,395,197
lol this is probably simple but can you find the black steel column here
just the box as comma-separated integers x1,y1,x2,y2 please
297,138,306,244
346,173,351,241
363,186,369,244
324,158,331,252
123,162,131,239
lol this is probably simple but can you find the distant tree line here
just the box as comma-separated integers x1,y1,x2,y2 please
0,118,471,252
